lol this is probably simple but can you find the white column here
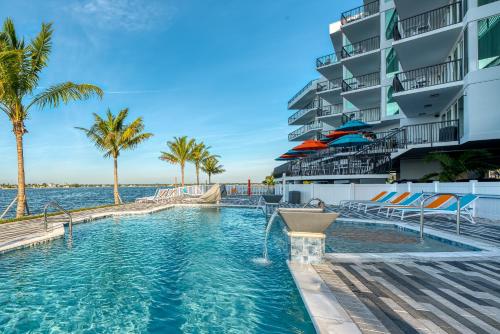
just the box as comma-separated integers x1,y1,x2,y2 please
407,181,412,193
433,181,440,193
469,180,478,217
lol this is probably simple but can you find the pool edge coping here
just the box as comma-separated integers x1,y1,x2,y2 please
288,261,362,334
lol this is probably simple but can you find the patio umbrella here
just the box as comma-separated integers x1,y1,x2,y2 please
329,134,372,147
285,149,315,155
325,130,358,140
275,154,306,161
336,119,371,131
292,140,328,151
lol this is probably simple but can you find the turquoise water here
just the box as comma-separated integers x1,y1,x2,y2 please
0,208,314,333
326,221,480,253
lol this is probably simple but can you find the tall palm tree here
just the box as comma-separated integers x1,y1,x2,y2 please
160,136,195,186
201,157,225,184
0,18,103,217
76,109,153,204
190,141,217,185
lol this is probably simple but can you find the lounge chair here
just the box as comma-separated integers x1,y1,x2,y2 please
394,194,478,224
350,191,398,211
358,192,411,213
339,191,388,209
375,192,424,217
390,194,454,220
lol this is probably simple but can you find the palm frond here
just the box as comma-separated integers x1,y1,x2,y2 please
28,22,52,78
27,82,103,111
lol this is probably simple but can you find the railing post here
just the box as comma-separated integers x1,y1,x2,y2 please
469,180,478,218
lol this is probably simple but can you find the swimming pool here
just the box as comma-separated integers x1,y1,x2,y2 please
0,208,314,333
325,221,481,253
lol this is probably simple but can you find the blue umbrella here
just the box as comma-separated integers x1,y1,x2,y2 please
329,134,372,147
336,119,371,131
285,149,315,155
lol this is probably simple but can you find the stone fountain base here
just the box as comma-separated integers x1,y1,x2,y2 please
288,231,326,264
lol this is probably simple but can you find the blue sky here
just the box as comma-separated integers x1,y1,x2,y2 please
0,0,358,184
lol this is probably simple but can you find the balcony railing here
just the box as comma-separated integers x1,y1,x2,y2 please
288,99,321,125
343,107,381,123
317,78,343,92
393,59,463,93
288,79,316,106
316,52,341,68
342,72,380,92
341,36,380,58
288,121,323,141
393,2,462,40
284,120,459,177
341,0,379,25
318,104,343,117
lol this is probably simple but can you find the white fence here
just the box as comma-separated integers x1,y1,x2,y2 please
225,184,275,196
276,181,500,220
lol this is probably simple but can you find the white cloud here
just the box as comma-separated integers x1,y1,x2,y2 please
69,0,177,31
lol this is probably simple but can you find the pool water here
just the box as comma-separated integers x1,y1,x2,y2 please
325,221,480,253
0,208,314,333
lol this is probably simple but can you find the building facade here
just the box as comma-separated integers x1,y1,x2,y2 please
275,0,500,184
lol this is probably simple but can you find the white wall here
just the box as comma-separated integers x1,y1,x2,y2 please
278,181,500,220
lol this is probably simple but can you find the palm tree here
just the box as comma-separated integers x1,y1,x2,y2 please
0,18,103,217
422,150,495,181
262,175,275,186
76,109,153,204
160,136,195,186
201,157,225,184
190,141,218,185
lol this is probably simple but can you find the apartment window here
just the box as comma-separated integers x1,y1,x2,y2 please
478,0,499,6
385,9,397,40
386,86,399,116
385,48,399,78
478,14,500,69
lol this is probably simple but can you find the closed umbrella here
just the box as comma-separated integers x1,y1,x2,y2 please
325,130,358,140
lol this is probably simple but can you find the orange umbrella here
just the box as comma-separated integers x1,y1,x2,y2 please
292,140,328,151
325,130,358,140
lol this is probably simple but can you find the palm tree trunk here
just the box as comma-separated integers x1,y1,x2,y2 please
208,172,212,184
14,127,26,218
113,157,120,204
181,163,185,186
196,164,200,185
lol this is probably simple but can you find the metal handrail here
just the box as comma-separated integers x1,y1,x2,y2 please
419,193,460,239
316,52,341,68
341,0,379,25
393,1,462,40
342,72,380,92
393,59,463,92
341,36,380,59
44,201,73,237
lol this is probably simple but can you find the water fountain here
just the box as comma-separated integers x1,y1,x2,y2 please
260,199,339,264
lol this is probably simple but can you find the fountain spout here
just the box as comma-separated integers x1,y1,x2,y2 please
262,210,280,262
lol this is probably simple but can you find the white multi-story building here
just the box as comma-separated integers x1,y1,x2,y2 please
275,0,500,184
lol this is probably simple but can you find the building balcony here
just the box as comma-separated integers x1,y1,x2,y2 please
288,99,321,125
341,36,380,76
341,36,379,59
393,2,463,69
316,78,343,105
316,52,342,78
341,0,379,25
392,59,463,116
342,72,380,92
342,72,381,109
288,79,318,109
316,104,344,127
288,121,323,141
343,107,381,123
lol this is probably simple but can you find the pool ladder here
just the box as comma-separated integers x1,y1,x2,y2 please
44,201,73,238
419,193,460,239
